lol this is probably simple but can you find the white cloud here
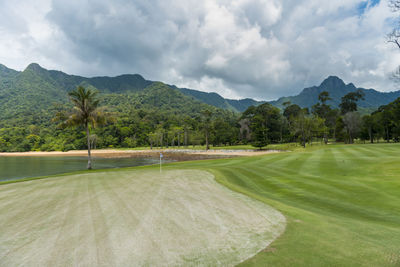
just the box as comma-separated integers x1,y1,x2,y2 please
0,0,399,99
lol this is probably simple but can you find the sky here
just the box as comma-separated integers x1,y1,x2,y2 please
0,0,399,100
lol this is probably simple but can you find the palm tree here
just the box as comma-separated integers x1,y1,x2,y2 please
57,86,107,169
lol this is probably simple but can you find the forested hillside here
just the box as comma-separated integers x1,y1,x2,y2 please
0,63,261,126
0,64,241,151
1,63,400,152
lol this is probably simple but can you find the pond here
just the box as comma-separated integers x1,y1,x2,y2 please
0,156,162,182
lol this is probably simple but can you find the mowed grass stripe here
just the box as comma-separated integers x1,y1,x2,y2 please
253,164,350,200
252,150,364,199
350,145,381,158
223,165,367,220
277,151,313,175
243,166,396,224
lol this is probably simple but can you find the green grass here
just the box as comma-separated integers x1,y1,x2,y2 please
162,143,400,266
2,143,400,265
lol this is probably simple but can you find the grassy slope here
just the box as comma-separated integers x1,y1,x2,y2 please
1,143,400,265
166,143,400,266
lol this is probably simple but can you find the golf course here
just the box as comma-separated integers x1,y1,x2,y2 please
1,143,400,266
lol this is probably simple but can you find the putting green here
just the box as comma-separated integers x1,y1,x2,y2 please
0,169,285,266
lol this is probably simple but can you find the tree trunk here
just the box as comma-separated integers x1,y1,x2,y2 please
86,124,92,170
205,129,209,150
369,127,373,144
386,127,390,143
333,128,336,143
184,129,188,148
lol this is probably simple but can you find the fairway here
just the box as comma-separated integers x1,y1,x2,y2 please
0,169,285,266
189,143,400,266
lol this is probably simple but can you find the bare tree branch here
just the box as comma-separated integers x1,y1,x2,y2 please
389,0,400,11
388,1,400,49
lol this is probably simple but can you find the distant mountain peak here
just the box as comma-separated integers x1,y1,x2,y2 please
320,76,345,88
24,63,45,73
269,75,400,111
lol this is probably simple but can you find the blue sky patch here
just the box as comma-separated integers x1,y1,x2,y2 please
358,0,380,14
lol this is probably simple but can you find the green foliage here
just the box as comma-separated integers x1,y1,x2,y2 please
0,63,243,152
243,103,282,149
5,62,400,150
339,90,365,114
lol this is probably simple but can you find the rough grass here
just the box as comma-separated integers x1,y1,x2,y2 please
0,169,285,266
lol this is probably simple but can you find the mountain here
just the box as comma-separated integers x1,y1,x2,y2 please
0,63,261,126
0,63,246,127
2,63,399,127
269,76,400,110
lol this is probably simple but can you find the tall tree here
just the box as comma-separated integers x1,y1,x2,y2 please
312,91,332,144
339,90,365,115
243,103,282,149
55,86,108,169
343,112,361,144
361,115,376,143
283,104,302,120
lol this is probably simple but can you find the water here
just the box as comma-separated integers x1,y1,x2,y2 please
0,156,161,182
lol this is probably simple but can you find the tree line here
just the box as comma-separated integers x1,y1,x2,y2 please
242,89,400,148
1,87,400,153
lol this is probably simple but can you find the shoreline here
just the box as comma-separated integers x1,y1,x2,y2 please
0,149,282,159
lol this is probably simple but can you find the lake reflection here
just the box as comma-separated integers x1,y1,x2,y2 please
0,156,161,182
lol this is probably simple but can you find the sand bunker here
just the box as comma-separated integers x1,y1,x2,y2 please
0,169,285,266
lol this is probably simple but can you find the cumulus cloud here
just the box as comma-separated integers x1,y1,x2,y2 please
0,0,398,100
